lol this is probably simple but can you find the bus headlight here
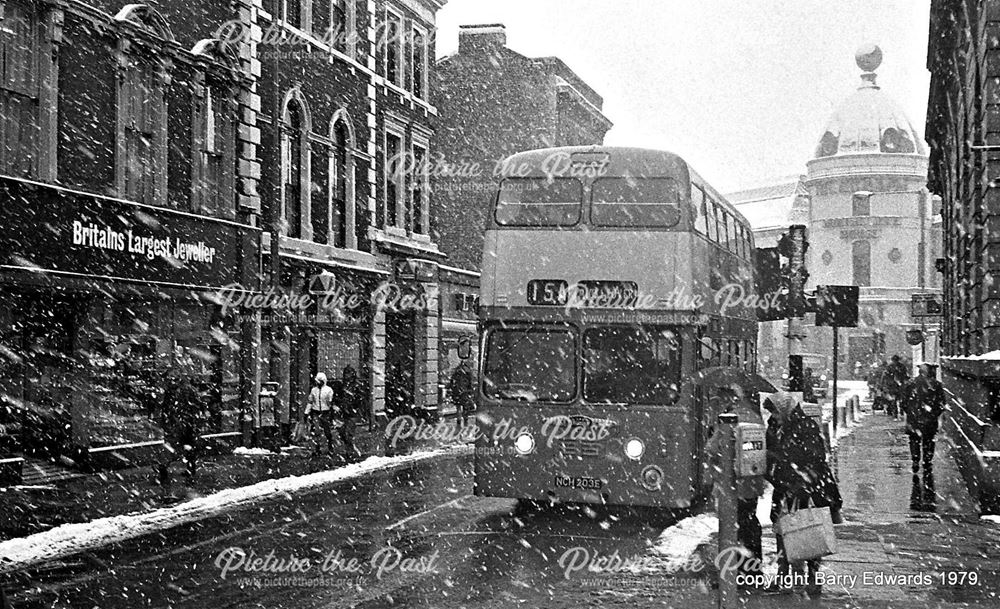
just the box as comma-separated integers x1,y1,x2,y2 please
514,433,535,455
624,438,645,460
640,465,664,491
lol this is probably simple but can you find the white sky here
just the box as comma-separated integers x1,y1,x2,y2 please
435,0,931,193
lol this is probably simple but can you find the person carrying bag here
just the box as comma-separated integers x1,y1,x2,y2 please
765,391,843,598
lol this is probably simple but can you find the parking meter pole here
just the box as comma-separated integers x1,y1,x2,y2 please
717,412,738,609
832,326,839,436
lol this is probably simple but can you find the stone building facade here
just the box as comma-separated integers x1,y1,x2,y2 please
732,47,942,382
926,0,1000,512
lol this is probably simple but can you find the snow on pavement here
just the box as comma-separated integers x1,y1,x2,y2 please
628,512,719,575
0,445,472,575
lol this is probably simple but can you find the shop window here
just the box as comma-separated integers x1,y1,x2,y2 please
0,0,39,178
410,142,427,234
411,26,428,98
384,129,402,228
853,240,871,287
119,57,164,205
195,84,235,217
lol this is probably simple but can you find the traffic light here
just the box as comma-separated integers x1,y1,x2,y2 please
787,225,809,316
754,247,786,321
815,285,859,327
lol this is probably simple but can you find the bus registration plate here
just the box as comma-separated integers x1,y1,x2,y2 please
554,475,604,490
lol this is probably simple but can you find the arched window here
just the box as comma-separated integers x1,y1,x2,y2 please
333,120,349,247
853,240,871,287
282,100,306,238
331,111,356,249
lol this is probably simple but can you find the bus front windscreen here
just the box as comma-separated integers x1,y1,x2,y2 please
591,177,681,227
495,178,582,226
583,326,681,404
483,328,576,402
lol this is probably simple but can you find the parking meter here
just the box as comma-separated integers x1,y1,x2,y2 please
735,422,766,477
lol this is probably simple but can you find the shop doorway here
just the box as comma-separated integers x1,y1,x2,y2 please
385,310,416,416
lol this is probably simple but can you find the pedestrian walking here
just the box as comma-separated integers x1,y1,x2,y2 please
764,391,842,598
802,367,816,404
883,355,910,419
706,384,766,584
449,359,475,426
305,372,335,457
157,373,206,484
902,363,945,510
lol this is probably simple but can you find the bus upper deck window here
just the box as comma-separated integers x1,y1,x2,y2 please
495,178,582,227
591,177,680,228
693,186,708,234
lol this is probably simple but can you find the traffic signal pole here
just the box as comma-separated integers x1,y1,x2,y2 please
832,326,839,435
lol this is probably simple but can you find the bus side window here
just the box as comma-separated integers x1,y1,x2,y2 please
726,213,737,254
713,202,725,247
693,185,708,235
738,225,748,260
706,199,717,243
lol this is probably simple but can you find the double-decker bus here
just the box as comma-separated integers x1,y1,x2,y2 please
474,146,758,509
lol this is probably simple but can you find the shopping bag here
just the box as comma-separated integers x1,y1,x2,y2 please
777,502,836,562
291,420,310,443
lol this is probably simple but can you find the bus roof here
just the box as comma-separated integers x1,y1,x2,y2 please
497,145,749,228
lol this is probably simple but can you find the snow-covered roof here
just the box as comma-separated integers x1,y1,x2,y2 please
727,177,807,230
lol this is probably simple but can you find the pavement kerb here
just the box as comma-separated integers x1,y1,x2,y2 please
0,444,473,575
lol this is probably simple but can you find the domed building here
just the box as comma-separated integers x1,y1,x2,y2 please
732,46,942,379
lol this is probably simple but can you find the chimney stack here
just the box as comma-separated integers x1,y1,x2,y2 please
459,24,507,54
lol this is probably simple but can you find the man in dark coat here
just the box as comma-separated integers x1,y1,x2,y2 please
449,360,474,426
158,374,205,484
902,363,945,510
765,392,842,597
883,355,910,419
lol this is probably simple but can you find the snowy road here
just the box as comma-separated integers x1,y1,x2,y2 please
4,451,710,609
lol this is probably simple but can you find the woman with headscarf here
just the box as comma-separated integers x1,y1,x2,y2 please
764,391,842,597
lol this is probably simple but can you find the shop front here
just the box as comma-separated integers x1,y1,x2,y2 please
0,177,260,469
260,257,383,439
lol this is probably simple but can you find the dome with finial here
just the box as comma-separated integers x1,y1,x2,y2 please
813,45,926,158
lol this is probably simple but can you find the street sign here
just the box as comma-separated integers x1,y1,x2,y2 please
815,285,859,327
911,293,942,318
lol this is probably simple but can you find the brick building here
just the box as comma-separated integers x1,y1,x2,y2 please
431,24,612,411
0,1,261,471
249,0,448,428
0,0,452,481
926,0,1000,512
432,24,613,273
